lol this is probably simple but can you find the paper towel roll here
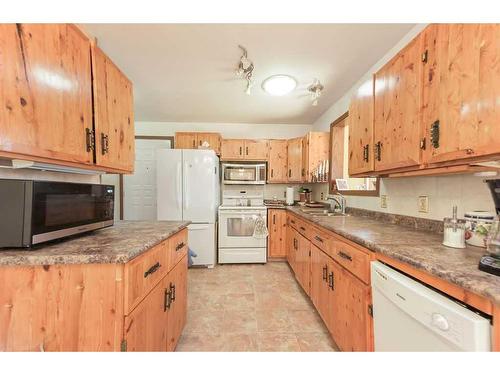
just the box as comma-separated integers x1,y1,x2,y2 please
286,187,294,206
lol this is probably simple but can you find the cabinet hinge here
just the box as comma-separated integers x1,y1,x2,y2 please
120,339,127,352
419,137,426,150
421,49,428,63
368,304,373,317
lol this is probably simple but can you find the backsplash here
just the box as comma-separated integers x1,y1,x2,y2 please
222,183,316,201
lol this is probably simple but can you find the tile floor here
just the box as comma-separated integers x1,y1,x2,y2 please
176,261,338,352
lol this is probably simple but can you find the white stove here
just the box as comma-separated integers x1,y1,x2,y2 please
218,191,267,264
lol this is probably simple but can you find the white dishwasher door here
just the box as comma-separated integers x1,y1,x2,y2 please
371,261,491,352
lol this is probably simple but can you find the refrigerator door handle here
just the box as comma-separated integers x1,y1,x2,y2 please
183,162,189,210
176,161,182,211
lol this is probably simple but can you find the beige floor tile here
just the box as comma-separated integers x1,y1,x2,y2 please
223,333,258,352
223,309,257,333
255,290,288,310
287,309,327,333
175,333,225,352
256,308,293,332
295,332,338,352
223,293,256,311
187,292,227,311
257,333,301,352
184,309,225,334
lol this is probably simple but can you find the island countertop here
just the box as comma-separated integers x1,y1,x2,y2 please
0,221,190,267
286,206,500,306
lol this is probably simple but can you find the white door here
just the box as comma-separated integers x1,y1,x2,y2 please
123,138,171,220
157,149,183,221
182,150,218,223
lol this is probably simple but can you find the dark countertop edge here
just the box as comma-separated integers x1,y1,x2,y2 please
0,221,191,267
285,207,500,306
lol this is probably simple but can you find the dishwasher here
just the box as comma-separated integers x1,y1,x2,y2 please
371,261,491,351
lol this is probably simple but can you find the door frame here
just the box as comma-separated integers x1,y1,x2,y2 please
119,136,174,219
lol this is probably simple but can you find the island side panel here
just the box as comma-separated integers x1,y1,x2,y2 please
0,263,124,351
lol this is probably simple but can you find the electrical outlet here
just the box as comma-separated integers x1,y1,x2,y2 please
320,192,324,200
380,195,388,208
418,196,429,213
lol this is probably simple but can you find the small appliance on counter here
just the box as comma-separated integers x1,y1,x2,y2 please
442,206,466,249
464,211,495,248
0,179,114,248
478,179,500,276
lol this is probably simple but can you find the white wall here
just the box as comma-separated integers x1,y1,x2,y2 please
312,23,497,220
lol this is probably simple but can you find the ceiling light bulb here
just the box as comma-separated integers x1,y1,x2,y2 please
262,75,297,96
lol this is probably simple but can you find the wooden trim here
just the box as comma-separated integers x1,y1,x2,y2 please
330,111,349,127
119,136,174,220
494,304,500,351
387,165,497,178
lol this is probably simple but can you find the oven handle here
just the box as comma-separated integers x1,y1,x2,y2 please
219,211,267,216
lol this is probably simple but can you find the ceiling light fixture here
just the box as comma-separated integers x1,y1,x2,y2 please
308,78,324,106
235,45,254,95
262,75,297,96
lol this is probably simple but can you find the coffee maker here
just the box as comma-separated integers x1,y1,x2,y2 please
478,179,500,276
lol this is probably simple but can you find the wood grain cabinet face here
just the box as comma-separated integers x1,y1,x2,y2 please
166,255,188,351
93,46,135,173
422,24,500,165
373,33,423,172
0,24,94,165
196,132,221,155
175,132,197,149
221,139,245,160
244,139,269,160
310,244,330,322
348,78,375,176
286,224,297,273
295,232,311,296
268,140,288,182
303,132,330,182
268,209,287,258
287,137,304,182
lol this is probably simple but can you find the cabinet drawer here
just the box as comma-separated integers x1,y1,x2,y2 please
310,226,331,253
288,215,299,231
296,219,310,240
329,235,370,284
169,229,188,270
125,239,170,314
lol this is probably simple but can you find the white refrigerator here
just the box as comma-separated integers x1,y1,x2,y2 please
157,149,219,267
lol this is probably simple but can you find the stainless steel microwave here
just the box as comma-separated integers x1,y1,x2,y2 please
0,179,114,248
221,163,266,185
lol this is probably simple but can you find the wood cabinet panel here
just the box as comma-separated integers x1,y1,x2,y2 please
221,139,244,160
0,24,93,165
374,33,423,172
124,274,169,352
93,46,135,172
422,24,500,165
303,132,330,182
286,224,297,273
295,232,311,296
287,137,304,182
0,263,123,351
310,244,330,322
268,209,287,258
245,139,269,160
268,140,288,183
329,235,371,284
348,78,375,175
175,132,197,149
196,132,221,155
168,228,188,271
166,255,188,351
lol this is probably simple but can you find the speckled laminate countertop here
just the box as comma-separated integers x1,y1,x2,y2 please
0,221,190,266
287,206,500,306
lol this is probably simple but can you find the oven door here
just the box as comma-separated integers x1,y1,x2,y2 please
31,182,114,244
218,209,267,248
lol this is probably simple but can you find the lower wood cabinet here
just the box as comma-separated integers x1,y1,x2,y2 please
166,255,188,351
268,209,287,259
295,231,311,296
286,224,297,273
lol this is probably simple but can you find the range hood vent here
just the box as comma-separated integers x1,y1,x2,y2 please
0,159,105,175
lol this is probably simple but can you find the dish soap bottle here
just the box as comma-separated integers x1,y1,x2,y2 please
443,206,466,249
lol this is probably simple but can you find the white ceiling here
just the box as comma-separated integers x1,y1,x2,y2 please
83,24,415,124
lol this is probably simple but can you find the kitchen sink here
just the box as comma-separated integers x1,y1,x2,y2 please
299,208,347,217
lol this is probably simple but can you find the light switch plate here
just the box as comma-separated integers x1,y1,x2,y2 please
380,195,388,208
418,196,429,213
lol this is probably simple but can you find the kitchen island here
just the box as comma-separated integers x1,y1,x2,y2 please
0,220,190,352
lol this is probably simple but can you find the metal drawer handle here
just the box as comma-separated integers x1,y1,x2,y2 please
338,251,352,262
328,272,334,290
290,219,296,224
300,226,306,231
314,235,323,243
170,282,176,302
322,265,328,281
144,262,161,278
164,288,172,311
175,242,186,251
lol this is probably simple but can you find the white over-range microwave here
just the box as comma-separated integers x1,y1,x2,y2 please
221,163,266,185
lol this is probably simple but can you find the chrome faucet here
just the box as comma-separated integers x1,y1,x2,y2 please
327,193,346,215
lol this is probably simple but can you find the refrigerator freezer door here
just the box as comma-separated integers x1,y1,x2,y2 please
188,223,216,267
182,150,218,223
157,149,183,221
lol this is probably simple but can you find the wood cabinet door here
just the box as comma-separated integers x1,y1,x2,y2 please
373,34,423,172
310,245,330,321
304,132,330,182
197,133,221,155
93,46,135,172
422,24,500,165
221,139,245,160
0,24,93,165
268,209,287,258
175,132,197,149
166,255,188,351
124,274,169,351
244,139,269,160
348,78,375,175
287,137,303,182
268,140,288,182
295,233,311,296
286,225,297,273
326,258,342,338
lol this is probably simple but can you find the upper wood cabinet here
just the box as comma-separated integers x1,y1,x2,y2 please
287,137,304,182
268,209,287,259
174,132,221,155
302,132,330,182
348,79,374,176
422,24,500,165
373,33,423,173
267,139,288,183
92,46,135,173
0,24,94,165
220,139,268,160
